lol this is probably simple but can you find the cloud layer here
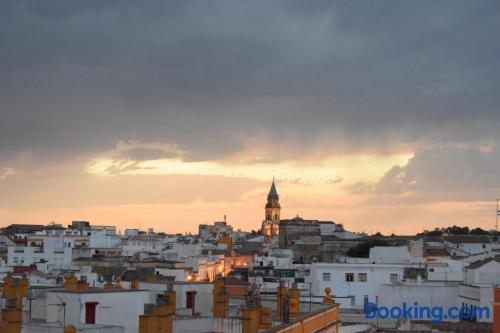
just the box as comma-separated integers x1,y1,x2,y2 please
1,1,499,232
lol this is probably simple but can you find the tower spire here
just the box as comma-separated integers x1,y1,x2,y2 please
268,178,279,199
262,179,281,239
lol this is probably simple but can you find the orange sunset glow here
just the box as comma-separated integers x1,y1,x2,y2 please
2,4,500,333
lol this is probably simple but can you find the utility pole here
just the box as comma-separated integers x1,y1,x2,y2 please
496,198,499,241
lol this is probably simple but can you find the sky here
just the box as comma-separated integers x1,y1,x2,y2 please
1,1,500,234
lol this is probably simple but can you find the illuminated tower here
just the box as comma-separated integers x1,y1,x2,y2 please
265,180,281,223
261,180,281,238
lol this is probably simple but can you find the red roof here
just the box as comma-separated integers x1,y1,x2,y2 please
13,266,32,274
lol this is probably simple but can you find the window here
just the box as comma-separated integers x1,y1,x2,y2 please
429,268,434,272
345,273,354,282
322,273,331,281
390,273,398,283
358,273,367,282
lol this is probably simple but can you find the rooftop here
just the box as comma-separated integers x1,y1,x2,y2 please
467,255,500,269
444,235,491,244
50,288,146,294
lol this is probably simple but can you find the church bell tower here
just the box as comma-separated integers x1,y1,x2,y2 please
262,179,281,238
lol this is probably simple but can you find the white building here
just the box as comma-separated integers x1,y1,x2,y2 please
458,256,500,323
22,323,124,333
254,254,292,269
426,258,465,282
444,235,494,256
464,256,500,285
310,262,410,309
89,233,121,249
28,271,59,287
155,263,191,282
0,259,13,279
379,280,460,322
124,229,140,237
8,246,72,271
121,235,164,256
168,240,203,258
194,257,220,282
138,281,214,317
72,266,101,288
46,289,149,333
368,246,419,264
90,225,117,236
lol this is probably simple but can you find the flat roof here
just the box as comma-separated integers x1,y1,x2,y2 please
49,288,146,294
141,281,213,285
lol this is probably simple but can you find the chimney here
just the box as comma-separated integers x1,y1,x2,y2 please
1,276,29,333
276,282,288,320
138,290,175,333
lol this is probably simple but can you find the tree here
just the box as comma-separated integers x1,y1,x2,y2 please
446,226,470,235
470,227,489,235
346,240,388,258
425,229,443,236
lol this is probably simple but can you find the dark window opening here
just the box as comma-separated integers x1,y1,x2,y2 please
85,302,98,324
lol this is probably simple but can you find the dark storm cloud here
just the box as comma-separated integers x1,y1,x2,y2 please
1,0,500,163
377,145,500,193
347,143,500,203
